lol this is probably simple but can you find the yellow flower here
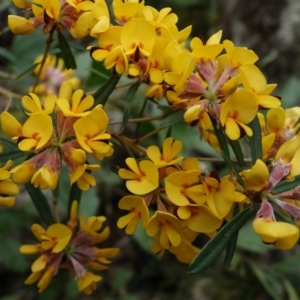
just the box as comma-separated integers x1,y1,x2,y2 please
0,160,19,207
146,211,182,249
242,159,269,192
147,137,184,168
177,205,222,233
118,158,159,195
203,176,244,218
239,64,281,108
1,112,53,151
56,89,94,117
253,218,299,250
70,164,100,191
73,106,113,159
165,170,205,206
8,15,35,35
77,272,102,295
117,195,149,234
22,93,56,115
220,89,259,140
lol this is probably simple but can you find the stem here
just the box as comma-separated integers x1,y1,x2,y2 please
32,27,55,93
109,115,165,125
135,126,165,143
0,86,22,100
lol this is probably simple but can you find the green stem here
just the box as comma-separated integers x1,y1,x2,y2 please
32,27,55,93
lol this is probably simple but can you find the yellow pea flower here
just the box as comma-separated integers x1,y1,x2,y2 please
203,175,243,218
77,272,102,295
220,89,259,140
56,89,94,117
240,64,281,108
253,218,299,250
117,195,149,234
0,160,19,207
147,137,184,168
22,93,56,115
177,205,222,233
146,211,182,249
165,170,205,206
73,106,113,158
118,158,159,195
1,112,53,151
70,164,100,191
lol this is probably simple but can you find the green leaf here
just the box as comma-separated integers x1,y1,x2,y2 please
0,138,18,149
0,46,16,62
250,264,283,300
188,206,252,274
209,115,230,157
93,74,121,106
248,115,262,164
15,62,40,80
283,279,300,300
25,183,55,226
228,139,244,167
122,106,131,131
125,81,141,101
57,31,77,70
0,149,25,163
160,110,184,127
110,165,119,175
223,204,239,266
68,183,82,218
272,174,300,194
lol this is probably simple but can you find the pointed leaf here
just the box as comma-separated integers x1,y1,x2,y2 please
57,31,77,69
223,204,239,266
0,138,18,149
248,115,262,164
209,115,230,157
160,110,184,127
228,139,244,167
15,63,40,80
272,175,300,194
25,183,55,226
0,149,26,163
189,206,252,274
125,81,141,101
93,74,121,106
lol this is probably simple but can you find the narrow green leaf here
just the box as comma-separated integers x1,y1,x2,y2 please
272,174,300,194
122,106,131,131
209,115,230,157
15,62,40,80
250,264,282,300
93,74,121,106
0,149,25,163
220,151,245,188
223,204,239,266
67,42,86,51
283,279,300,300
189,206,252,274
228,139,244,167
0,46,16,62
160,110,184,127
248,115,262,164
57,31,77,70
125,81,141,101
0,138,18,149
25,183,55,226
68,183,82,218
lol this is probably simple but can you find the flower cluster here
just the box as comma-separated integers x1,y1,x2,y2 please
1,81,113,191
117,137,247,263
20,200,119,294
